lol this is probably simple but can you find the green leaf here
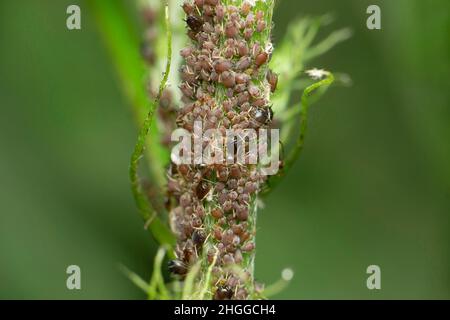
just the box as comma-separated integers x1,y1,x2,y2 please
119,265,149,293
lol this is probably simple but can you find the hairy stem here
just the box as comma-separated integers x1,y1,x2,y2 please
90,1,174,246
266,72,335,193
129,4,175,248
168,0,277,300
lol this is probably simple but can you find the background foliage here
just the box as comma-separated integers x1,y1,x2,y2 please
0,0,449,299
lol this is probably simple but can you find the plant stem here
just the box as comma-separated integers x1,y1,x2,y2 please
265,72,334,194
129,4,175,248
90,1,176,247
173,0,277,299
89,1,168,188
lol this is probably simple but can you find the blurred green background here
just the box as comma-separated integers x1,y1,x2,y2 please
0,0,449,299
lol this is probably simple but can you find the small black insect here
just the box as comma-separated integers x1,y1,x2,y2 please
192,229,206,247
186,15,204,33
214,285,233,300
168,259,188,276
254,106,274,125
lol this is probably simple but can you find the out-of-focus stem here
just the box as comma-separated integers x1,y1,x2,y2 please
129,5,176,247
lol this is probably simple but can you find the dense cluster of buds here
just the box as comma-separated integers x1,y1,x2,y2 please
165,0,278,300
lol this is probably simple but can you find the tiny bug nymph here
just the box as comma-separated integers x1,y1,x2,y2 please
211,207,223,219
266,69,278,92
192,229,206,246
241,241,255,252
253,106,274,125
222,253,235,265
186,15,204,33
214,285,233,300
195,180,211,200
168,259,188,276
182,2,195,15
255,52,269,68
241,1,252,16
220,71,236,88
234,249,243,264
225,21,239,38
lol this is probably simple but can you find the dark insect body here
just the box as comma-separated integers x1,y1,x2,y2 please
186,15,204,33
254,106,273,124
192,229,207,246
168,259,188,276
214,285,233,300
196,180,211,200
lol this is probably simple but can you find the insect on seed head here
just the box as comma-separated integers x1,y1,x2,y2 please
186,15,204,33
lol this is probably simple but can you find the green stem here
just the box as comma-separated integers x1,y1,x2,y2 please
89,1,168,188
147,246,170,300
264,73,335,195
197,0,276,299
129,4,175,248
